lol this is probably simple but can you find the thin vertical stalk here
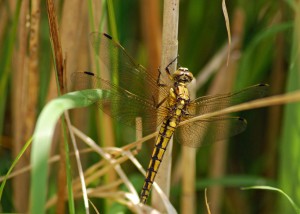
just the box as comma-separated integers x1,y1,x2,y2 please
46,2,71,214
102,0,118,205
30,1,77,213
88,1,117,211
12,0,29,212
59,2,88,212
15,0,41,212
0,4,8,43
88,0,107,33
140,0,161,72
0,0,22,141
107,0,118,85
279,2,300,213
90,0,116,150
107,0,118,41
27,0,40,138
61,0,85,86
181,81,196,214
152,0,179,211
263,1,285,213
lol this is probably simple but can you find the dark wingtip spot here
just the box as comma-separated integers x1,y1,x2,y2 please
103,33,112,40
84,71,95,76
258,83,270,87
238,117,247,124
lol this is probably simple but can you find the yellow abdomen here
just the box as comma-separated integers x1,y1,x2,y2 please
140,116,177,204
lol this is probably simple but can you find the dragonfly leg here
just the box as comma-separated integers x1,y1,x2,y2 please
157,68,168,87
155,96,168,109
165,55,179,78
182,108,190,117
157,55,180,84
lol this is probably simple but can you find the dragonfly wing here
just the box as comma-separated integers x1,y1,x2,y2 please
177,84,267,147
176,116,247,148
188,84,269,115
89,32,171,105
72,71,169,131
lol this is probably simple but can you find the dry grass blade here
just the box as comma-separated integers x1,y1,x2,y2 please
0,148,95,183
27,0,40,135
23,2,41,211
180,90,300,127
46,1,73,213
121,131,157,152
45,126,146,211
67,125,174,212
180,80,196,214
71,126,141,205
152,0,179,210
46,0,64,93
65,112,89,213
205,188,212,214
222,0,231,66
181,147,196,213
89,199,100,214
124,150,176,212
12,1,29,211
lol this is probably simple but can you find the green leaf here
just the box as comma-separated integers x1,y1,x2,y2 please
30,89,104,214
242,186,300,214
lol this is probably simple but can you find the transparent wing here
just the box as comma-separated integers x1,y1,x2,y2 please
177,117,247,148
72,71,169,131
176,84,268,147
89,32,171,105
187,84,269,116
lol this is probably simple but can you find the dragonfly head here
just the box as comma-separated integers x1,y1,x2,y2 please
173,67,194,84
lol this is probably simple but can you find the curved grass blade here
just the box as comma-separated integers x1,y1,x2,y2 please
242,186,300,214
0,137,32,201
30,90,105,214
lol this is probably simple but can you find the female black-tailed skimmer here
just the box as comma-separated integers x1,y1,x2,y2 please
72,33,268,204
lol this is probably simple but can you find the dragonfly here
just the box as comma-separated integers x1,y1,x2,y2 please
72,32,268,204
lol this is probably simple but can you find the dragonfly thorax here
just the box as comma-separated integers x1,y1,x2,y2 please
172,67,194,84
